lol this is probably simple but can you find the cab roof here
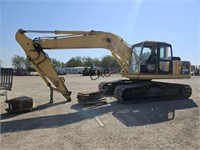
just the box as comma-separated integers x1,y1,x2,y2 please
132,41,172,47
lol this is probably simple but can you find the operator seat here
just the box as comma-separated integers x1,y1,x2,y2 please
146,50,157,73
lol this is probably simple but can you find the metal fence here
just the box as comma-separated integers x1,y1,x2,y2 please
0,68,13,90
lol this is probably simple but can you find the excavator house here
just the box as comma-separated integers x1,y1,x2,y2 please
16,29,192,104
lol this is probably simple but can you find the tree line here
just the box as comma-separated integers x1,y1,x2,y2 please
11,55,120,74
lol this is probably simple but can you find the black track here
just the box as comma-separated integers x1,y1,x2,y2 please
99,80,192,103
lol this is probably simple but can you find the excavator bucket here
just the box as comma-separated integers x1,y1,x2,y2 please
5,96,34,113
77,91,107,106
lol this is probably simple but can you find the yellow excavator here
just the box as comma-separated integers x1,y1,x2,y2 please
15,29,192,104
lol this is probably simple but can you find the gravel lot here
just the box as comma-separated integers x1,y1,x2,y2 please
0,74,199,150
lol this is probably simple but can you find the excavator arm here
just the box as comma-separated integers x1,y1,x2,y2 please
15,29,132,102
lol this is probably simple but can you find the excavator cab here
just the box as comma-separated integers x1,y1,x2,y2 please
130,41,172,75
129,41,190,79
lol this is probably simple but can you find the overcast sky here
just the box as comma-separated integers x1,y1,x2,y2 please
0,0,199,67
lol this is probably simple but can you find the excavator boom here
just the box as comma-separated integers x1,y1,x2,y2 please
16,29,132,102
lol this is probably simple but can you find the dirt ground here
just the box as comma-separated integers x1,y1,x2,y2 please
0,74,200,150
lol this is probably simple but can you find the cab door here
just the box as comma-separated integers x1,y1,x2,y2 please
158,45,173,74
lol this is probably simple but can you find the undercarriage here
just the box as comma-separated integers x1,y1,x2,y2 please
98,80,192,103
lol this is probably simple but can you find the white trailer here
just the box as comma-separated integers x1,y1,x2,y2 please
56,67,85,74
